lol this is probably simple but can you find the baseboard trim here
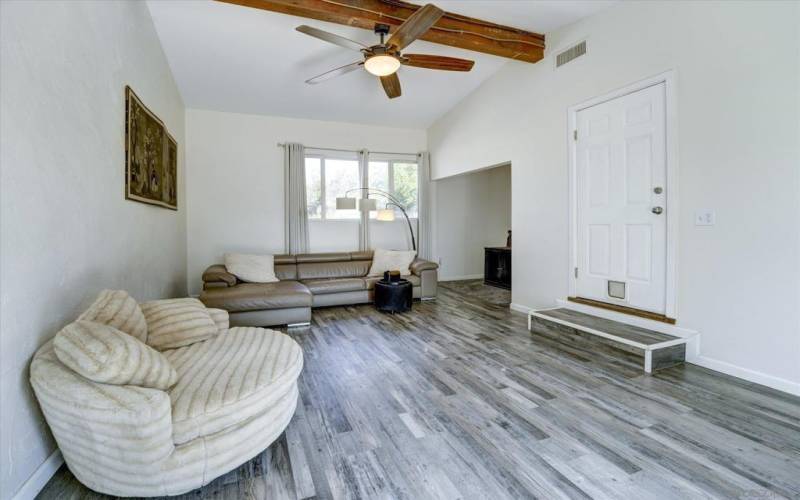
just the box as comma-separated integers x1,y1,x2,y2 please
690,356,800,397
12,449,62,500
509,302,532,314
439,274,483,282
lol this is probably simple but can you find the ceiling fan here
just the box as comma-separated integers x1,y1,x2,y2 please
296,3,475,99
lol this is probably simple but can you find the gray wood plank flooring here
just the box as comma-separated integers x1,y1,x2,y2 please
37,280,800,500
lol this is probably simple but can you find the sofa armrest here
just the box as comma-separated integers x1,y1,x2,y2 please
410,258,438,276
202,264,237,288
206,308,229,333
30,342,175,483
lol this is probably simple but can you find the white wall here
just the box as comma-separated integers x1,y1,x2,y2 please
186,109,426,295
429,1,800,394
433,165,511,279
0,1,186,498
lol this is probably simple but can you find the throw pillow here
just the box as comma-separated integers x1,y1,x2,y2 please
141,298,218,351
54,320,177,390
224,253,279,283
78,289,148,343
368,248,417,277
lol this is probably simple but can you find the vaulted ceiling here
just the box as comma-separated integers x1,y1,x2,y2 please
147,1,616,128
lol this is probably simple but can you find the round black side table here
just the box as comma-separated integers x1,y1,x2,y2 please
374,279,412,313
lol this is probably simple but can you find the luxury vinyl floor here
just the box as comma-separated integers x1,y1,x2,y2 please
39,281,800,500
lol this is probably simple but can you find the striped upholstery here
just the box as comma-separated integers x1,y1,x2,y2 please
78,290,148,343
206,307,229,333
30,321,303,497
54,320,176,390
141,298,218,350
164,327,303,444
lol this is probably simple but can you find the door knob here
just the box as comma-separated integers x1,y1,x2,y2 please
652,206,664,215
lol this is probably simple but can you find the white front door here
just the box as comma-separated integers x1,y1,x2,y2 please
576,82,667,314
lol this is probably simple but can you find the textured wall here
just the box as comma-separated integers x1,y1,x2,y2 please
428,1,800,393
185,109,426,295
0,1,186,497
433,165,511,279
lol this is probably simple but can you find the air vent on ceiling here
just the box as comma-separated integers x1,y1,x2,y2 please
555,41,586,68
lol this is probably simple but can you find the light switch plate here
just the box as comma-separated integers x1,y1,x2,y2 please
695,209,715,226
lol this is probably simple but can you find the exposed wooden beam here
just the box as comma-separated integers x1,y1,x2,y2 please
216,0,545,63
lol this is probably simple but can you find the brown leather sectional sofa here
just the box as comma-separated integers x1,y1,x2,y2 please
199,251,438,327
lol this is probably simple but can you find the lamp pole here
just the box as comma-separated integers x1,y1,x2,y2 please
343,188,416,251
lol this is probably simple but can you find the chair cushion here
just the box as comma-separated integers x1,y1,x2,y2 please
54,320,177,390
78,290,148,343
141,298,218,351
163,327,303,444
302,278,366,295
200,281,312,312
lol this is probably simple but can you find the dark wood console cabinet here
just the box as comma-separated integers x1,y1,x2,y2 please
484,247,511,289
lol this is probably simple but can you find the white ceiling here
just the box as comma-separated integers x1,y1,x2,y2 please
147,1,616,128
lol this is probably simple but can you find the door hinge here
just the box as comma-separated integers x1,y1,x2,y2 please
573,130,577,141
574,267,579,278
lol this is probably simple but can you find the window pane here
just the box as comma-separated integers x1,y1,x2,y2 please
392,162,418,218
305,157,322,219
325,159,360,219
368,161,389,218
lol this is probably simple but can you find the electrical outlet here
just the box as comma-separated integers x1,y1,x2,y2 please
694,210,715,226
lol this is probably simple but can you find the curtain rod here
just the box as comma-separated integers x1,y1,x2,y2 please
277,143,419,157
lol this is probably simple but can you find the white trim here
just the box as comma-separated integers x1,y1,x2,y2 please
691,356,800,397
439,274,483,282
12,449,63,500
567,70,679,319
644,351,653,374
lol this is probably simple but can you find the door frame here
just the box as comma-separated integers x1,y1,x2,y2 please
567,70,679,319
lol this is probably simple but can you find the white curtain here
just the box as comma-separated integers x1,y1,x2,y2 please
283,143,309,254
417,151,433,260
358,149,370,251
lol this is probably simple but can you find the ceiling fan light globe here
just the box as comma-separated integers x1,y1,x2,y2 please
364,55,401,76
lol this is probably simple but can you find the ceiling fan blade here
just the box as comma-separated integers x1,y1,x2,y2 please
296,25,368,52
380,73,402,99
305,61,363,84
387,4,444,51
403,54,474,71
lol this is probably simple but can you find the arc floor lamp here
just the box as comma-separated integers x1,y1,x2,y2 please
336,188,416,251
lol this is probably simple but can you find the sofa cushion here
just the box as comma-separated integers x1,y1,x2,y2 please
295,252,351,263
368,249,416,276
78,290,148,343
302,278,366,295
362,275,420,290
297,260,371,280
200,281,312,312
163,326,303,444
141,298,219,351
54,320,176,390
224,253,279,283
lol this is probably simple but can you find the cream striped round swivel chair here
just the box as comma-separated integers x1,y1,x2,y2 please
30,290,303,497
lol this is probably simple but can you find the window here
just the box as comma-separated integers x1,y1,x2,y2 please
306,153,418,220
305,155,359,220
368,159,418,218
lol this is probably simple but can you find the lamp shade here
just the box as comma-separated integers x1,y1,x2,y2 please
376,209,395,221
336,197,357,210
358,198,377,211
